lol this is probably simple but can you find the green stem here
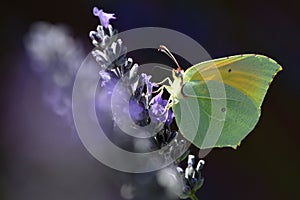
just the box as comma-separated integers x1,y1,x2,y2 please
189,193,198,200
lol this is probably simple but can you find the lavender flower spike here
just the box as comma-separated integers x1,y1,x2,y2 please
93,7,116,28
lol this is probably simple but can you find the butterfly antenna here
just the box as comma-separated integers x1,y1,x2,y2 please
153,65,172,72
158,45,181,71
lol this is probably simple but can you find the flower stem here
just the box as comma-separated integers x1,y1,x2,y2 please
189,193,199,200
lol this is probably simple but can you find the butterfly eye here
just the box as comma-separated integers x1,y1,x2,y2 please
174,70,183,78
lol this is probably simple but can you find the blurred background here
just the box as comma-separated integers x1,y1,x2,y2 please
1,0,299,199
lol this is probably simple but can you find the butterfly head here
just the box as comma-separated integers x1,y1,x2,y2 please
174,67,184,78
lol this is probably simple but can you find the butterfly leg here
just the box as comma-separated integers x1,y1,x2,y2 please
152,77,173,94
153,77,173,86
152,85,165,94
163,96,174,112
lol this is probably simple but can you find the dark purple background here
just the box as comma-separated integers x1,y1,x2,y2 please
1,0,299,199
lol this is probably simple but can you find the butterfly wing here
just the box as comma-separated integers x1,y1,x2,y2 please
184,54,282,107
172,54,282,149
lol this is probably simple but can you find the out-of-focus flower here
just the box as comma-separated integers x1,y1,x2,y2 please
24,22,85,124
120,184,135,200
93,7,116,28
156,167,184,199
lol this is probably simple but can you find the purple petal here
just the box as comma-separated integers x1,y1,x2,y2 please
165,110,174,126
149,103,168,124
151,91,168,106
151,91,163,104
149,92,170,123
93,7,100,16
93,7,116,28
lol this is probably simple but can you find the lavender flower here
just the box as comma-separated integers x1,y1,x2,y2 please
154,126,177,148
176,155,205,199
149,91,173,125
128,73,152,127
93,7,116,28
89,25,116,49
129,99,149,126
166,109,174,127
99,70,113,87
90,7,203,199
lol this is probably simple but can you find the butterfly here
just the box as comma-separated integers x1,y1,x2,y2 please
158,45,282,149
